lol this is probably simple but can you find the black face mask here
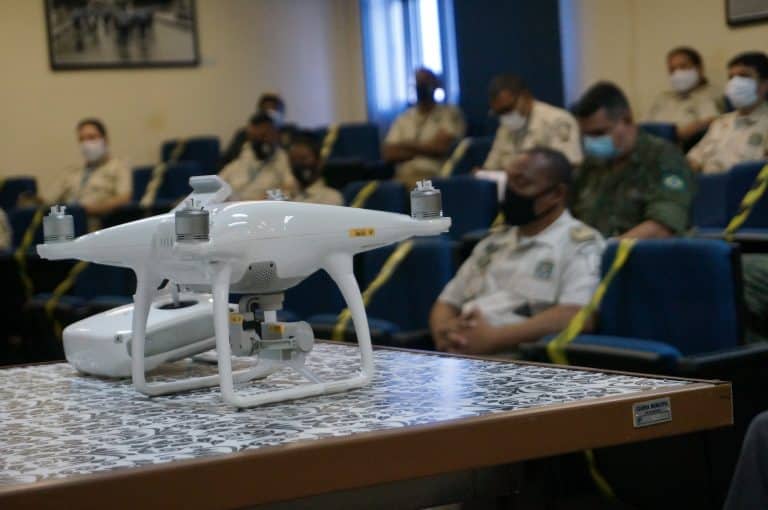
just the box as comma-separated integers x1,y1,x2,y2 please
501,185,558,226
251,140,275,161
415,83,434,103
291,165,317,187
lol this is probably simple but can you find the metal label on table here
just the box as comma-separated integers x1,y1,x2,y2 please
632,397,672,428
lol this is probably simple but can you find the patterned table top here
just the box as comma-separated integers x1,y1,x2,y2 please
0,343,690,486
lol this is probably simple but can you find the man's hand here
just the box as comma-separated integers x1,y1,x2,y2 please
444,308,501,355
432,315,463,352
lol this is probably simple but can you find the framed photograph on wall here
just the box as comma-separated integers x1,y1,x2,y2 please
726,0,768,26
44,0,200,70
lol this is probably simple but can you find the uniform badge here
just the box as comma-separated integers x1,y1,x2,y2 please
570,225,595,242
662,173,685,191
534,259,554,280
555,120,572,142
748,132,764,147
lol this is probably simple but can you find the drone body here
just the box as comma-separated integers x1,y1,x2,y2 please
38,176,450,408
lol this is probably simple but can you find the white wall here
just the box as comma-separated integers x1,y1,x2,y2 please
0,0,366,191
560,0,768,116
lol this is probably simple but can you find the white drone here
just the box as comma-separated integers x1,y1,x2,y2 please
37,176,449,408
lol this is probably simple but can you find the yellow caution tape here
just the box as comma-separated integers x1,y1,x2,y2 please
319,124,339,166
13,206,48,298
44,260,90,338
546,238,636,364
724,162,768,240
332,240,414,342
349,181,380,209
439,137,472,177
139,138,188,208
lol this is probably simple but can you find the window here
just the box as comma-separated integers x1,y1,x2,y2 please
360,0,459,128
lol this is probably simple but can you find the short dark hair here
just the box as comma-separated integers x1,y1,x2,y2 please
571,81,631,120
728,51,768,80
249,112,275,127
76,118,107,137
524,146,572,187
488,74,528,101
290,131,321,159
257,93,285,112
667,46,703,67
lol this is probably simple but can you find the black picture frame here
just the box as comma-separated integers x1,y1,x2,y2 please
44,0,200,71
726,0,768,26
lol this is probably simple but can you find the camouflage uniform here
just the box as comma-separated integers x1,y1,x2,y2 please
571,131,695,237
438,211,604,326
53,157,131,208
687,101,768,174
292,179,343,206
385,104,466,187
483,100,583,169
646,84,722,128
219,143,296,200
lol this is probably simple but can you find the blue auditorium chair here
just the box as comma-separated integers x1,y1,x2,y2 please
283,270,345,320
342,180,407,214
443,136,495,176
0,177,36,211
131,161,204,204
691,172,728,230
724,160,768,231
308,237,456,348
161,136,220,174
431,176,498,240
325,123,381,162
521,239,768,377
639,122,677,143
9,205,87,252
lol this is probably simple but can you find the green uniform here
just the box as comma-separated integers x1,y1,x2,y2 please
571,131,694,237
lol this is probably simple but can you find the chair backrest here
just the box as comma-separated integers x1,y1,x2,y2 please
161,136,220,174
283,270,345,320
10,205,87,251
431,176,498,240
343,180,407,214
329,123,381,162
361,237,456,331
72,263,134,299
449,136,495,176
691,172,728,229
0,177,37,211
639,122,677,143
725,160,768,230
131,161,203,203
598,239,742,355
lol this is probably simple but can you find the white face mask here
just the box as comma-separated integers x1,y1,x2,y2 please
80,139,107,163
725,76,760,109
265,108,284,126
500,110,527,131
669,69,700,93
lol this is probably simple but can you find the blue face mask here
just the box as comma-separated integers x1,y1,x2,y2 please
583,134,617,160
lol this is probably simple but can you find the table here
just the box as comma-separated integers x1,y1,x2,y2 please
0,343,732,509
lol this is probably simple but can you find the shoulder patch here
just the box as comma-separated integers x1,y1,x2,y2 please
570,225,595,242
662,173,686,191
555,119,572,142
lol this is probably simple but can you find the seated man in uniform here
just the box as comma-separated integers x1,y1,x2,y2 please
288,133,342,206
219,113,296,201
382,68,465,188
50,118,131,218
430,147,604,355
220,93,295,168
687,51,768,173
482,74,583,169
570,82,694,239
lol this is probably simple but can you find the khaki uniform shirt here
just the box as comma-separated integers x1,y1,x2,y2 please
0,209,11,251
571,130,694,237
646,84,722,128
53,157,131,209
438,210,604,327
219,143,296,200
483,100,583,169
687,102,768,174
292,179,343,206
385,104,466,184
